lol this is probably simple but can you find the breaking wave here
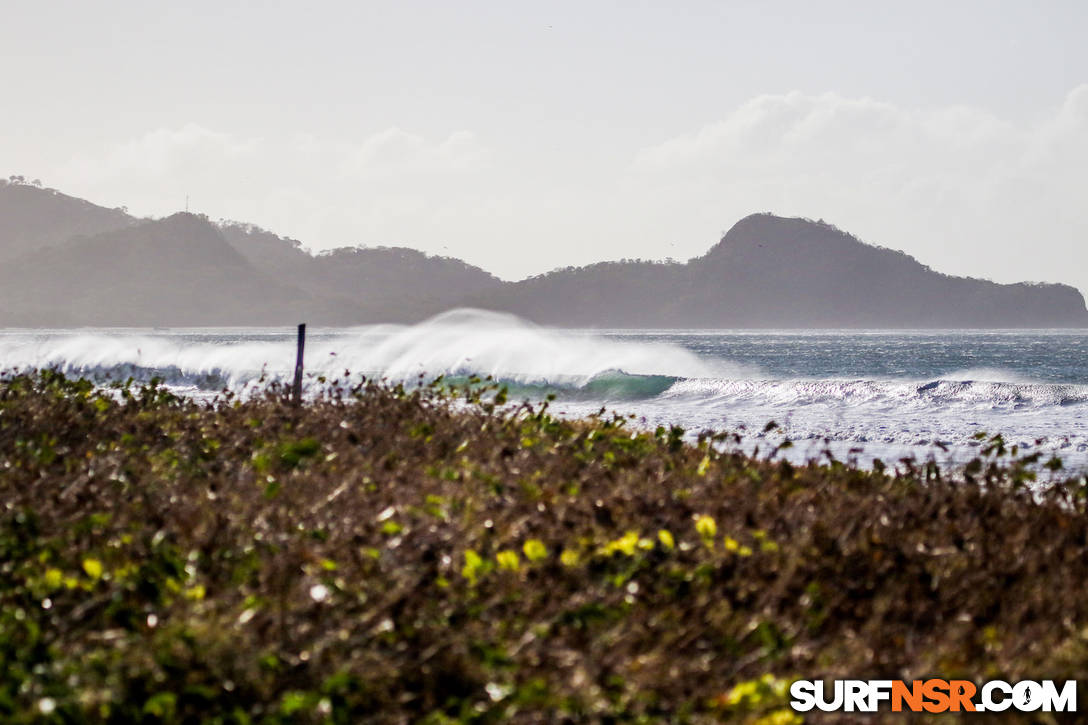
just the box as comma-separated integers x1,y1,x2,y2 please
0,310,722,397
3,310,1088,468
1,311,1086,413
662,377,1088,411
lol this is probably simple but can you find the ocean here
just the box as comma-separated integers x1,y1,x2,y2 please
3,309,1087,473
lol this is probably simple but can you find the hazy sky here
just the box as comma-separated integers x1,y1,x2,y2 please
2,1,1086,292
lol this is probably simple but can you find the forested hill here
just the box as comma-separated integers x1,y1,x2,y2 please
0,178,134,262
1,180,1084,327
469,213,1088,328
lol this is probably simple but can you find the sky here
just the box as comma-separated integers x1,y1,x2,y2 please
2,0,1087,292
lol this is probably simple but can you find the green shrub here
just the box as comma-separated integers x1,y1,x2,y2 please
0,370,1084,722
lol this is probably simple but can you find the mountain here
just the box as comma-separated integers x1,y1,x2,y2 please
0,213,338,326
1,182,1084,328
219,223,504,322
0,178,134,261
0,183,504,326
470,214,1088,328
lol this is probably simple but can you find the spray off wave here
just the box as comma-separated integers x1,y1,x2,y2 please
0,310,731,395
1,310,1085,411
3,310,1088,468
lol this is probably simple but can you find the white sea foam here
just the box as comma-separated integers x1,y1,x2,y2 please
3,311,1088,470
320,310,750,384
0,310,747,389
938,367,1039,384
661,377,1088,410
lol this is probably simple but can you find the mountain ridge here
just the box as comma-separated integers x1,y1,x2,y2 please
467,212,1088,328
0,212,344,326
0,179,135,262
0,181,1084,328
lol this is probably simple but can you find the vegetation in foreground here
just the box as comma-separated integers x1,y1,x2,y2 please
1,371,1087,723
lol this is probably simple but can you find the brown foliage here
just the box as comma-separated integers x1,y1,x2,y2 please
0,371,1086,723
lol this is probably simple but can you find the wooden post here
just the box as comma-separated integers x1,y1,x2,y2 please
292,323,306,405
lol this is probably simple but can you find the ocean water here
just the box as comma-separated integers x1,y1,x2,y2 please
3,309,1087,472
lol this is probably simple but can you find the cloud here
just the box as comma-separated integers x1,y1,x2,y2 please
632,91,1029,191
628,87,1088,290
32,88,1088,291
62,124,262,184
339,128,488,179
59,125,489,200
50,126,496,257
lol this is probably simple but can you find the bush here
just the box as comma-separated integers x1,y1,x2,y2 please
0,370,1086,722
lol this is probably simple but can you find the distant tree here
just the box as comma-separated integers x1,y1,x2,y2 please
31,179,42,187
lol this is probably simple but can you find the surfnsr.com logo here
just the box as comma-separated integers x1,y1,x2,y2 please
789,679,1077,714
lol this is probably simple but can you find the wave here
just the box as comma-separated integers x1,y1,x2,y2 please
330,309,737,383
0,310,725,397
2,310,1085,412
662,377,1088,412
5,312,1088,469
426,370,679,401
938,367,1040,384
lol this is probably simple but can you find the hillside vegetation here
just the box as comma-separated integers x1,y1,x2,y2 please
1,371,1087,722
1,181,1085,327
0,179,133,263
472,214,1088,327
